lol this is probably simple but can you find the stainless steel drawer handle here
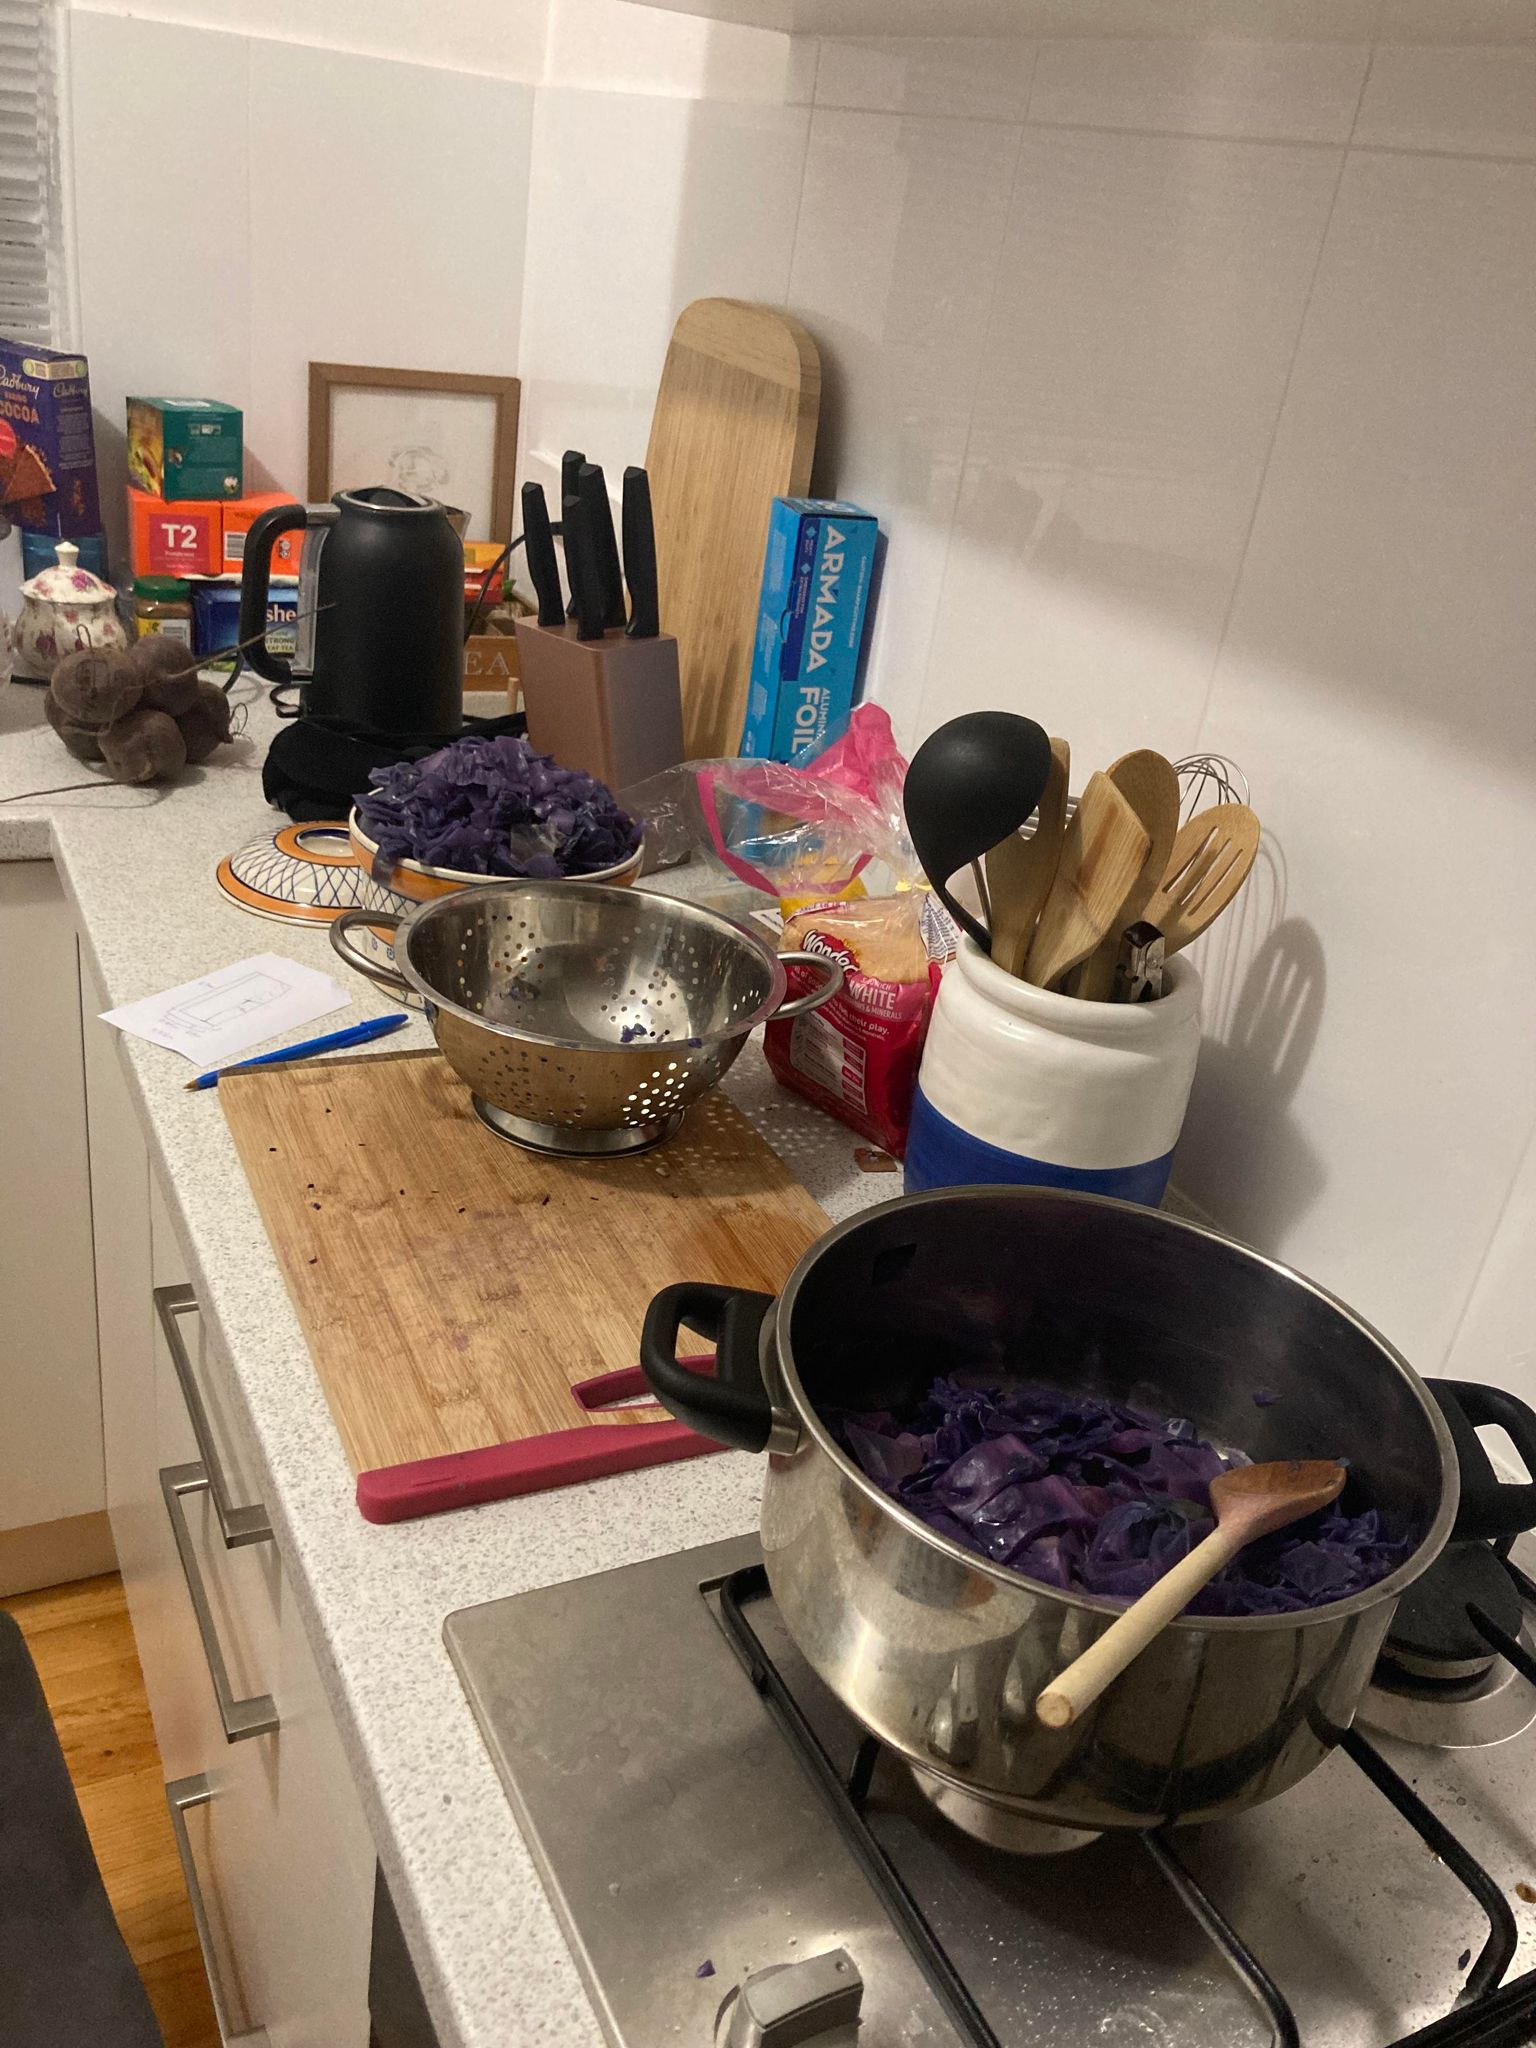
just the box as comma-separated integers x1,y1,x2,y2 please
165,1774,271,2046
155,1284,272,1548
161,1462,279,1743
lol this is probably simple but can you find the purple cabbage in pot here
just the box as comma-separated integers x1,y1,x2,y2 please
355,734,641,881
831,1378,1412,1616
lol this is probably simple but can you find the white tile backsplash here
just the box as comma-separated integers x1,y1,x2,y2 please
70,12,253,559
246,42,533,512
1355,43,1536,158
1028,35,1369,143
813,36,1037,120
62,9,1536,1402
67,13,533,535
918,125,1341,759
516,88,809,481
787,107,1023,734
1183,145,1536,1364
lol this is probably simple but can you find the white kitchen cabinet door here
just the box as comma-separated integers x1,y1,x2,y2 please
0,865,105,1568
149,1194,284,1779
147,1183,372,2046
80,953,161,1669
264,1595,376,2047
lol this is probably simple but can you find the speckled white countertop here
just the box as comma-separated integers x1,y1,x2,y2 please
0,678,893,2047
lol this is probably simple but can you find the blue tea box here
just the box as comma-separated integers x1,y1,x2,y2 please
741,498,878,762
192,578,297,667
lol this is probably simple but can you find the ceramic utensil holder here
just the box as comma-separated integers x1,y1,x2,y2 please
513,617,684,792
906,940,1202,1203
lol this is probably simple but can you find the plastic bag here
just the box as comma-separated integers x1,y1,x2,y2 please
623,707,952,1154
622,704,918,903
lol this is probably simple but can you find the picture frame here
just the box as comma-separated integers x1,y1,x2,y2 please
307,362,520,542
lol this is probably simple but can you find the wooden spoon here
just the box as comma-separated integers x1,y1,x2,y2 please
1143,803,1260,955
1035,1459,1346,1731
1023,772,1150,991
984,737,1070,979
1074,749,1181,1001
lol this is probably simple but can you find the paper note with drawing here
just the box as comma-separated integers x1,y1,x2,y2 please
101,953,351,1067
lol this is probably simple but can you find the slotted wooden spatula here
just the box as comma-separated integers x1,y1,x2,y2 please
1074,749,1180,1001
1035,1458,1346,1730
1023,772,1150,991
984,737,1070,979
1143,803,1260,954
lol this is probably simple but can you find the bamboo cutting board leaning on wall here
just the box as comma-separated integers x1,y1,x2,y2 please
645,297,821,760
221,1050,828,1522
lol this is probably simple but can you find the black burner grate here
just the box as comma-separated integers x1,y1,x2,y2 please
715,1563,1536,2048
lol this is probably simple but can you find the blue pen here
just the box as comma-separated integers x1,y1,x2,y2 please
185,1013,410,1091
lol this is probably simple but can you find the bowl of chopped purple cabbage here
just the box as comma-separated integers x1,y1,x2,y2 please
350,734,643,902
640,1185,1460,1829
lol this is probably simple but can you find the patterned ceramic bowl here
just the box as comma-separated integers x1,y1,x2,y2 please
347,811,644,903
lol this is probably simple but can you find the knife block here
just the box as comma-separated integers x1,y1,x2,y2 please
513,618,685,792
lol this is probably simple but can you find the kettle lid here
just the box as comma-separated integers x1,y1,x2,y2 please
335,487,443,515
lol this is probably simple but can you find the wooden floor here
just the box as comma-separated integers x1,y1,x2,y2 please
0,1574,218,2048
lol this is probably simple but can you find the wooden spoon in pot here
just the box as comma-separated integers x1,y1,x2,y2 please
1035,1459,1346,1731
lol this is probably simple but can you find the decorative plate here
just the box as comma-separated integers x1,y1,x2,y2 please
216,823,406,925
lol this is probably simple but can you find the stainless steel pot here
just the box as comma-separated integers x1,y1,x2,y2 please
640,1187,1461,1831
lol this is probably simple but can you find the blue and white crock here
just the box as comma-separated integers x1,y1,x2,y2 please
905,940,1201,1204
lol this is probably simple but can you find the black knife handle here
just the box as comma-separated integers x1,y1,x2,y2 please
564,492,605,642
521,481,565,630
622,465,659,640
560,450,585,617
578,462,627,631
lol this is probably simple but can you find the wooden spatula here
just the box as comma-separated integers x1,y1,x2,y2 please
1023,772,1150,991
1073,749,1181,1001
1143,803,1260,954
984,737,1070,979
1035,1459,1346,1730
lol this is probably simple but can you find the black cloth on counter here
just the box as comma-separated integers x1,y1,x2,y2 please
0,1610,164,2047
262,710,526,822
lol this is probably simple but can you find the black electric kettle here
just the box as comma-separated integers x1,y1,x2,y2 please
238,488,464,738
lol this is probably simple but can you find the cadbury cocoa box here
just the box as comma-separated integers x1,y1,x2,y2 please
0,338,103,538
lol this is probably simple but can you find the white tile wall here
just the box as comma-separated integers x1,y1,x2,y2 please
70,13,253,555
515,87,809,490
62,2,1536,1405
509,6,1536,1400
921,125,1342,766
67,0,551,81
67,11,533,553
244,41,532,501
786,106,1024,735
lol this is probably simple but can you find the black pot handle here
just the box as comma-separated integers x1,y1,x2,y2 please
640,1283,776,1453
1429,1379,1536,1541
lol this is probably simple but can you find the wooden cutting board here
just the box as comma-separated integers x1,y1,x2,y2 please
222,1049,827,1498
645,297,820,761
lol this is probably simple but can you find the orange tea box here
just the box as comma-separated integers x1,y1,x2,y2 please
127,486,224,575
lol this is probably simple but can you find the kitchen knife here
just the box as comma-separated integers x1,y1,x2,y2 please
578,462,628,631
561,450,585,616
622,465,659,639
563,491,605,642
520,481,565,629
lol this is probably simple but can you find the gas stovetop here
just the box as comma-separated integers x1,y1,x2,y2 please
445,1536,1536,2048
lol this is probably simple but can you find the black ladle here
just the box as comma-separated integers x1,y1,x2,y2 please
903,711,1053,953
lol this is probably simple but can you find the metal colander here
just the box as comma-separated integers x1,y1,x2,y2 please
330,882,841,1155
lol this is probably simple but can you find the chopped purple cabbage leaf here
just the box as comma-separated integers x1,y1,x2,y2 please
355,734,641,881
831,1377,1411,1616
